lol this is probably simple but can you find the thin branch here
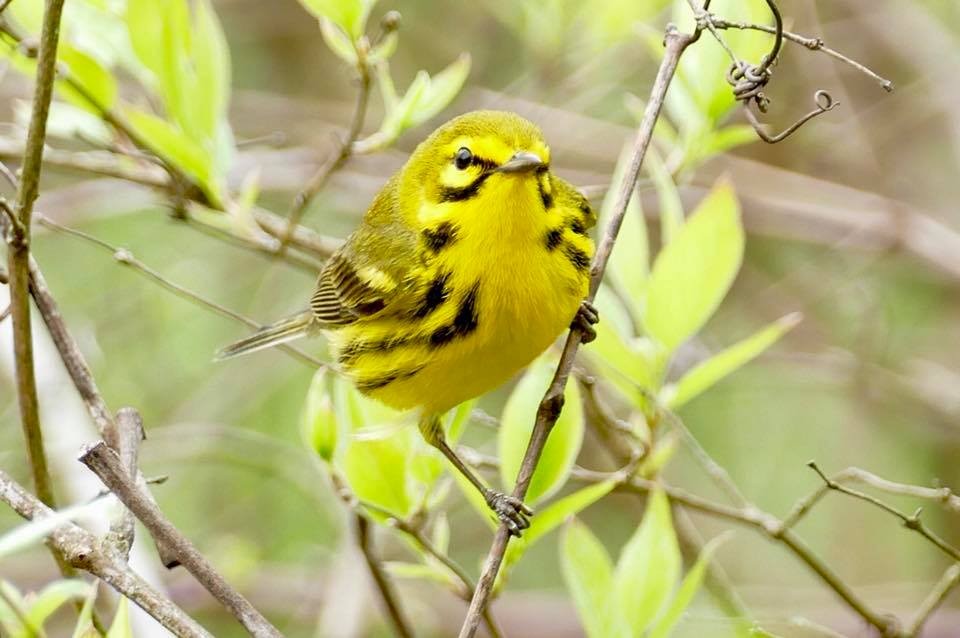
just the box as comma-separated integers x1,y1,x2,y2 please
0,469,213,638
79,441,283,638
36,214,325,368
354,514,417,638
458,25,697,638
808,462,960,562
4,0,64,513
905,563,960,637
25,244,115,434
568,467,900,635
782,466,960,530
102,408,144,562
661,409,749,507
282,56,371,253
707,16,893,91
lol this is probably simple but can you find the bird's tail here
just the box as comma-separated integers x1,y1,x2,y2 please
216,311,314,360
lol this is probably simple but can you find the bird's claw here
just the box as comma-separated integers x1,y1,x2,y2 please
485,489,533,537
572,300,600,343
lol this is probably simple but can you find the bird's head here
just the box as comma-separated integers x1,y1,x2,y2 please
401,110,554,230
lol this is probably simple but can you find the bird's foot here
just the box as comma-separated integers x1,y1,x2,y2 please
572,300,600,343
484,489,533,537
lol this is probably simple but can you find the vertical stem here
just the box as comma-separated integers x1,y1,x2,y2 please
457,26,695,638
354,514,416,638
6,0,66,507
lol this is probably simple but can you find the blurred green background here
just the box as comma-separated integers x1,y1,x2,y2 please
1,0,959,636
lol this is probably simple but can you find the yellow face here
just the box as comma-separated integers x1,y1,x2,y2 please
400,110,554,227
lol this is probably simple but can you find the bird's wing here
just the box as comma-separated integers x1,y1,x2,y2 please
310,175,422,326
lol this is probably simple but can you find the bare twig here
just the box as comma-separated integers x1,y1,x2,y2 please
79,441,283,638
282,55,371,253
661,409,749,507
0,469,213,638
458,25,697,638
36,214,325,368
102,408,145,561
905,563,960,637
4,0,64,515
707,16,893,91
354,514,417,638
808,462,960,562
567,466,899,635
782,466,960,530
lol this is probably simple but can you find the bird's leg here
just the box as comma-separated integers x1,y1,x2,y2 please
571,299,599,343
418,414,532,536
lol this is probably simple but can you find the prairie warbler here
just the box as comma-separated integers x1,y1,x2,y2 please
219,111,598,534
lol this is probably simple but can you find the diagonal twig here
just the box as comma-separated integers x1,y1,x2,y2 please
458,24,698,638
35,214,325,368
79,441,283,638
0,469,213,638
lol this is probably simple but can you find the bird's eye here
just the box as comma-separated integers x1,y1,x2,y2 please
454,147,472,170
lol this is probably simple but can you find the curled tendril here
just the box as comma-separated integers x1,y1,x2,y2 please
744,90,838,144
722,0,837,143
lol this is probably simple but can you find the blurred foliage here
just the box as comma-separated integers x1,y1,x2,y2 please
1,0,959,636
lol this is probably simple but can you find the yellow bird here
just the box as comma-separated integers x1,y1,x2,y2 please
219,111,597,535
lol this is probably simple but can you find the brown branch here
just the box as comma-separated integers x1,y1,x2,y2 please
705,16,893,91
282,56,372,253
79,441,283,638
568,467,900,635
0,469,213,638
458,25,697,638
782,466,960,530
354,514,417,638
102,408,144,561
356,498,504,638
807,462,960,562
36,214,325,368
905,563,960,637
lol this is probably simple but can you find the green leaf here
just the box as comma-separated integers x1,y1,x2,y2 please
124,107,218,205
0,582,29,637
367,30,398,64
384,562,458,588
499,356,584,504
106,597,132,638
126,0,191,117
450,464,498,531
497,479,617,595
648,533,732,638
407,53,471,129
646,148,683,246
560,519,628,638
587,286,655,401
25,580,93,631
298,0,376,39
358,54,471,153
301,368,338,461
192,0,231,141
643,179,744,352
58,45,117,112
601,143,648,317
524,480,616,548
663,313,801,409
319,18,358,65
614,488,680,635
70,583,99,638
341,430,413,516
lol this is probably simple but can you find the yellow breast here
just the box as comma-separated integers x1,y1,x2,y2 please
328,174,594,415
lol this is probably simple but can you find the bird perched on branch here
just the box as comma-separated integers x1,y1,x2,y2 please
218,110,597,535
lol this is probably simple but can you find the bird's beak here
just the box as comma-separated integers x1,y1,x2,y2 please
496,151,545,174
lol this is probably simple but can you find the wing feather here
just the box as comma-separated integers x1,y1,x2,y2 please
309,174,421,327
